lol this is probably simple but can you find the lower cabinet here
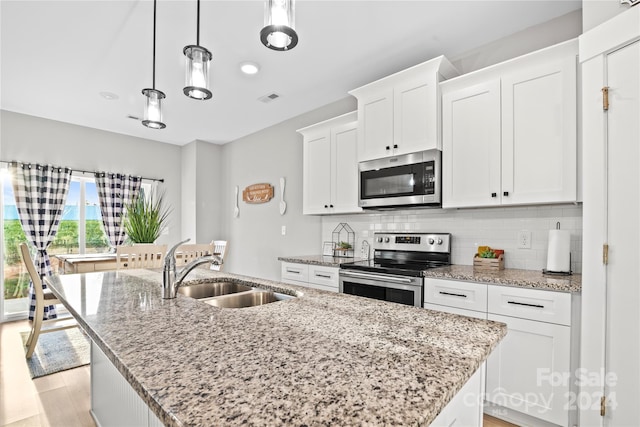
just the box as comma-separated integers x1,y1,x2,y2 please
424,278,578,427
281,262,339,292
91,341,163,427
431,365,485,427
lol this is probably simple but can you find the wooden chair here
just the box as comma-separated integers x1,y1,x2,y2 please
116,244,167,269
175,243,213,266
19,243,77,359
210,240,228,271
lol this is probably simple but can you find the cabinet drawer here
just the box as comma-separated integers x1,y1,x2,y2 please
488,286,572,326
308,265,339,290
425,279,488,312
424,303,487,320
281,262,309,282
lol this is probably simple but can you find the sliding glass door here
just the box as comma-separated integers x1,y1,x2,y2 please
1,171,109,321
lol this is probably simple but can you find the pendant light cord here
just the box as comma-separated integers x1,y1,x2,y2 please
196,0,200,46
152,0,157,90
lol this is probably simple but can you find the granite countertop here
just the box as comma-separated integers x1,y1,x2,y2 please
278,254,365,267
46,269,506,426
424,265,582,293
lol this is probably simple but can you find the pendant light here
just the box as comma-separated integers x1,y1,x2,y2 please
260,0,298,51
142,0,166,129
183,0,212,100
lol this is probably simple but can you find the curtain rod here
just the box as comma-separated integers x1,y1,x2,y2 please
0,160,165,183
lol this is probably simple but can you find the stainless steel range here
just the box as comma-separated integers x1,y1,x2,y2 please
339,232,451,307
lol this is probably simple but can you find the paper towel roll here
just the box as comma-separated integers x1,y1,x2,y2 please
546,229,571,273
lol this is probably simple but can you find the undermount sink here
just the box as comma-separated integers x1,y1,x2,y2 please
178,280,295,308
205,290,293,309
177,281,252,299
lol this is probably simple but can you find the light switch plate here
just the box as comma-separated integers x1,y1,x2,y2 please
281,225,286,236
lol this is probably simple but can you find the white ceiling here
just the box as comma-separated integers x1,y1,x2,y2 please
1,1,581,146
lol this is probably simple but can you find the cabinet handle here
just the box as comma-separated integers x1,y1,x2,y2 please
439,291,467,298
393,144,398,149
329,204,334,208
385,146,390,150
491,193,497,198
507,300,544,309
315,274,332,279
503,191,509,196
286,269,301,274
324,205,328,208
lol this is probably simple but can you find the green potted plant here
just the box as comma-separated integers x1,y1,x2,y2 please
124,188,172,244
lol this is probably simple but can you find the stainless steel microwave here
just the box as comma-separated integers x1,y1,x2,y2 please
358,150,441,209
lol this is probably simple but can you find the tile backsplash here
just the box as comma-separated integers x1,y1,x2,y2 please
322,204,583,273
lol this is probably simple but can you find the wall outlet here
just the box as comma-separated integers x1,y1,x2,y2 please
281,225,286,236
517,230,532,249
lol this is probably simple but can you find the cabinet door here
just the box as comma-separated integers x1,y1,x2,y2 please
486,313,571,427
501,57,577,204
330,122,361,213
302,131,332,214
393,75,438,154
442,80,502,208
357,88,394,161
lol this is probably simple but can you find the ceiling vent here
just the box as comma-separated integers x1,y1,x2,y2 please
258,93,281,103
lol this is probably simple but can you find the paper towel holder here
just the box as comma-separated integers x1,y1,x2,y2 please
543,222,573,276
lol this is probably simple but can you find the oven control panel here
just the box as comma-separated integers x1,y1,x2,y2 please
373,232,451,253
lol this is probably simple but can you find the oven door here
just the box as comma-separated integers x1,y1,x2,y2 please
339,270,423,307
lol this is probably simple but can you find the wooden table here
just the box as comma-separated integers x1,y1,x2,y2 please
54,254,117,274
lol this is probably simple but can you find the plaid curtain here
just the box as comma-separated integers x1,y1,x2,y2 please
9,162,72,321
94,172,142,249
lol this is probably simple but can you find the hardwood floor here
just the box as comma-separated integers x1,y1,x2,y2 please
1,319,519,427
0,320,95,427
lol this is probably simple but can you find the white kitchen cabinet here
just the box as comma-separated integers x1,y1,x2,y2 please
441,39,578,208
424,278,578,427
485,314,571,427
281,262,339,292
485,286,576,427
424,278,488,315
298,111,361,215
431,365,485,427
349,56,458,161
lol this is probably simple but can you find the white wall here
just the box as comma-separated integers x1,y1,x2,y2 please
450,10,582,74
323,205,583,273
582,0,632,31
219,98,356,281
180,140,223,243
0,110,183,246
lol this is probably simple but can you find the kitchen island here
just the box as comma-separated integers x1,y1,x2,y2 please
45,268,506,426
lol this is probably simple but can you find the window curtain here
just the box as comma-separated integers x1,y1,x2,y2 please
9,162,72,321
94,173,142,249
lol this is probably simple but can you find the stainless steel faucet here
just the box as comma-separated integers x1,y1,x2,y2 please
162,239,223,299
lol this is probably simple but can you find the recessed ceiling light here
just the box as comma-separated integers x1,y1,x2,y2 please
99,91,119,100
240,62,260,75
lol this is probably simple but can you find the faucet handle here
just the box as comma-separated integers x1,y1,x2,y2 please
165,238,190,267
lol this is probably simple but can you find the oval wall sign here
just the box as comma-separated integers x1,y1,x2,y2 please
242,183,274,204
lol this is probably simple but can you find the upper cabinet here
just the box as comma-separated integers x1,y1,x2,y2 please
441,39,578,208
349,56,459,161
298,112,361,215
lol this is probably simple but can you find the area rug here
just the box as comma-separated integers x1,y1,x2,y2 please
20,328,90,379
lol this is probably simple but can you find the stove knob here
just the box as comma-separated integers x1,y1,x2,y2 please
428,238,435,245
384,237,390,243
437,238,443,245
377,237,383,243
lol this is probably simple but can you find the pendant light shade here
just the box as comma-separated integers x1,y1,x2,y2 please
142,88,166,129
142,0,166,129
183,0,212,100
260,0,298,51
